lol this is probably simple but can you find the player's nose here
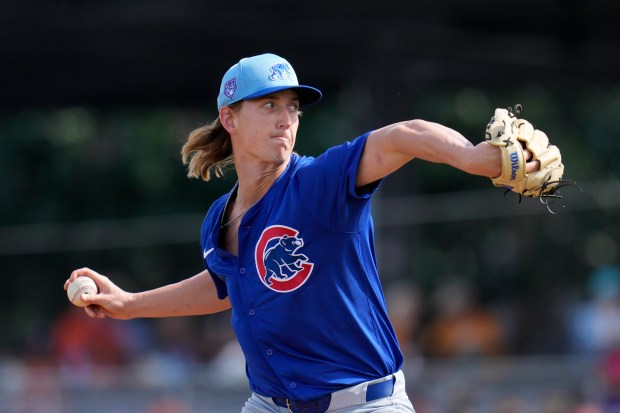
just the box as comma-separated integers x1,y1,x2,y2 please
276,108,294,129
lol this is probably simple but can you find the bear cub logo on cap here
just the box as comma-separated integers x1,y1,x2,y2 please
269,63,293,81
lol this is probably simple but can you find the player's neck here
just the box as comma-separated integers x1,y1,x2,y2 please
234,159,288,208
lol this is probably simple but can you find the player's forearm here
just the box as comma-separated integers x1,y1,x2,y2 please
390,120,501,177
126,270,231,318
358,119,502,186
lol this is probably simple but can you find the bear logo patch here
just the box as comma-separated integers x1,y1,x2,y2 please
255,225,313,293
269,63,294,81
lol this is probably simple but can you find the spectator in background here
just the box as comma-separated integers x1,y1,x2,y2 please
52,307,129,366
598,347,620,413
51,306,152,387
567,265,620,355
385,282,423,358
144,393,191,413
422,278,506,357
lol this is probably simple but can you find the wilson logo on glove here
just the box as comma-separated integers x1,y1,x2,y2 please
509,152,520,180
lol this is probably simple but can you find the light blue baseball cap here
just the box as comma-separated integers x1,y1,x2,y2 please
217,53,322,110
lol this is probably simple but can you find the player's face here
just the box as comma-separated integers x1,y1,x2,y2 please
234,89,301,165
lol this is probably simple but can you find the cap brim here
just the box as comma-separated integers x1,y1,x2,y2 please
243,85,322,107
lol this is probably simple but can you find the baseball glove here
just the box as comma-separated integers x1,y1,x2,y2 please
485,104,578,212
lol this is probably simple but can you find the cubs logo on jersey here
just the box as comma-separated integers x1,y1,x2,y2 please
254,225,314,293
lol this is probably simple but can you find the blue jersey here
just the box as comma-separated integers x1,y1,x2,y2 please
200,132,403,401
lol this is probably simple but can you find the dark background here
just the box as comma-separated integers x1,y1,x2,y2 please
1,0,620,363
4,0,619,108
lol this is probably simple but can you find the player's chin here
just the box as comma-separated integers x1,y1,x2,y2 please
271,138,292,153
269,146,293,164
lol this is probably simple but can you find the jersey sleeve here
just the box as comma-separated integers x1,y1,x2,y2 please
205,259,228,300
294,131,381,232
200,201,229,300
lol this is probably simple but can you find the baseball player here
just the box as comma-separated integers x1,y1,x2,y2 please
65,53,558,412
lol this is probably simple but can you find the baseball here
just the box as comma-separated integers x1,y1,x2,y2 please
67,276,98,307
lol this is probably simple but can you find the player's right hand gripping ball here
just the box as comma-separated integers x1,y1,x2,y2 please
484,105,577,211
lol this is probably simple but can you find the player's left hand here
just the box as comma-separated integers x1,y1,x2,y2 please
484,104,579,212
475,141,540,177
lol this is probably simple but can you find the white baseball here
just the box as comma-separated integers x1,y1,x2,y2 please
67,276,98,307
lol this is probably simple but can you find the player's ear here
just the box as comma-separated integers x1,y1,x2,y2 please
219,106,237,133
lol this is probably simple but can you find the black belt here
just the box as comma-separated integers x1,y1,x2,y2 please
272,376,395,413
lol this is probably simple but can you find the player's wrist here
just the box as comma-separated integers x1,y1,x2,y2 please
116,290,140,319
461,144,501,178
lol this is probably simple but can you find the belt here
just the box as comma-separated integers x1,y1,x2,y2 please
272,376,395,413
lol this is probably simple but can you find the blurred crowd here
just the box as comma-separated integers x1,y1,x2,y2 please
2,264,620,413
385,264,620,413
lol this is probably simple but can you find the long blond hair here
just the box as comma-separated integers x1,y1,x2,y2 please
181,104,240,181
